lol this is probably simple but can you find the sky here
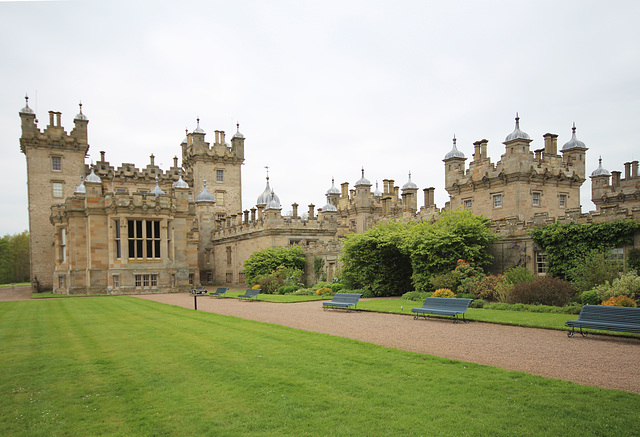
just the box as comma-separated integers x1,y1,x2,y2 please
1,0,639,235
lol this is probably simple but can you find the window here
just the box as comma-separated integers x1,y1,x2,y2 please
127,219,161,259
239,272,245,283
493,194,502,208
217,214,226,220
58,275,65,289
226,246,232,265
113,275,120,288
532,192,541,207
216,170,224,182
114,220,121,259
463,199,472,209
171,274,176,288
225,272,233,283
207,272,213,283
536,252,548,275
216,192,225,206
52,156,62,171
135,274,158,288
559,194,567,208
189,273,194,285
610,248,624,261
53,182,63,198
59,228,66,263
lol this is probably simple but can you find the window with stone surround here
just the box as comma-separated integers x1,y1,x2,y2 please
493,193,503,208
51,156,62,171
532,191,541,207
113,275,120,288
216,169,224,182
189,273,194,285
226,246,232,265
59,228,66,263
559,194,567,208
536,252,548,275
53,182,63,198
114,220,122,259
463,199,472,209
216,191,225,206
239,272,245,283
127,219,161,260
225,272,233,283
135,273,158,288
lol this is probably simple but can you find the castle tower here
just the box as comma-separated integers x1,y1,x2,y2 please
401,172,418,212
20,98,89,291
560,123,588,180
443,136,467,191
182,119,244,220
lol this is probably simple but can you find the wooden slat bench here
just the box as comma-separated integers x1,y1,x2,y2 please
209,287,229,298
238,289,260,301
323,293,362,312
411,297,473,323
565,304,640,337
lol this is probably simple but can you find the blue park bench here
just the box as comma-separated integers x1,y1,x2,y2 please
238,289,260,301
565,304,640,337
411,297,474,323
322,293,362,312
209,287,229,298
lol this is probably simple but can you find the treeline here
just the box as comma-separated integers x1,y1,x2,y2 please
0,231,30,284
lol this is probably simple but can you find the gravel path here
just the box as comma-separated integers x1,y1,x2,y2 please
135,292,640,394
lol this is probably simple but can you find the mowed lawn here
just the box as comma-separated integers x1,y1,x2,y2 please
1,298,638,436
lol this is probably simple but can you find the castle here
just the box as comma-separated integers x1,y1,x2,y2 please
19,98,640,293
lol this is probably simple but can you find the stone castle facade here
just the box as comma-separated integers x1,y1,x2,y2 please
19,98,639,293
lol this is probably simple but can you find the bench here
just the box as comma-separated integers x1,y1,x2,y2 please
411,297,473,323
565,305,640,337
209,287,229,298
238,289,260,301
191,286,208,296
322,293,362,312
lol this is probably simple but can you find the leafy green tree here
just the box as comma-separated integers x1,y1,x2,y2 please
0,231,30,284
243,245,306,286
566,250,622,292
403,210,497,291
339,221,412,296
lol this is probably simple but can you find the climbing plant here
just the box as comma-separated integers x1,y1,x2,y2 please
529,220,640,280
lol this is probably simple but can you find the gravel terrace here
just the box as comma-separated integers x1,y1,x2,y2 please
134,292,640,394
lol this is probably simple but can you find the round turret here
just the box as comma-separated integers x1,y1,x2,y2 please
354,168,371,187
562,123,586,150
74,102,88,121
504,113,530,142
590,157,611,177
402,172,418,190
443,136,465,160
20,95,34,114
196,179,215,203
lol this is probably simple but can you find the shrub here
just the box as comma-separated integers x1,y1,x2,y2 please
315,286,333,296
243,245,306,286
470,274,503,301
594,271,640,302
278,285,300,294
402,291,431,301
483,302,582,314
507,276,575,306
432,288,456,298
327,282,345,293
429,271,457,291
601,295,637,307
256,275,284,294
566,250,623,292
581,290,600,306
504,266,535,285
292,288,315,295
469,299,486,308
627,249,640,272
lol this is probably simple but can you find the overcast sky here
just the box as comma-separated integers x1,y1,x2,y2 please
1,0,638,235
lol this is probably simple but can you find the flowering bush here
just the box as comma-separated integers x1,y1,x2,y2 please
432,288,456,298
315,286,332,296
594,271,640,302
601,295,637,307
251,284,261,289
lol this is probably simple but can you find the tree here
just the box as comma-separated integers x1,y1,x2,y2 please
243,245,306,286
403,210,497,291
0,231,30,284
340,221,412,296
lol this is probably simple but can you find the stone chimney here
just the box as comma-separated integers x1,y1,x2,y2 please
543,133,558,155
624,162,631,180
611,171,621,188
480,139,488,160
473,141,481,162
633,161,639,179
341,182,349,198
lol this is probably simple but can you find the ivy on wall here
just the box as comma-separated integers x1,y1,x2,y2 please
529,220,640,279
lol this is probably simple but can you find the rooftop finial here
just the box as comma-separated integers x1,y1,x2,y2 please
361,167,365,178
264,165,270,181
515,112,520,128
453,134,457,146
572,122,577,135
237,122,240,132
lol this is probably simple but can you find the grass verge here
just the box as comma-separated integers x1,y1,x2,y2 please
1,297,638,436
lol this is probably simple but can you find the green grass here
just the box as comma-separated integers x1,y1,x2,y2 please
1,298,638,436
0,282,30,288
